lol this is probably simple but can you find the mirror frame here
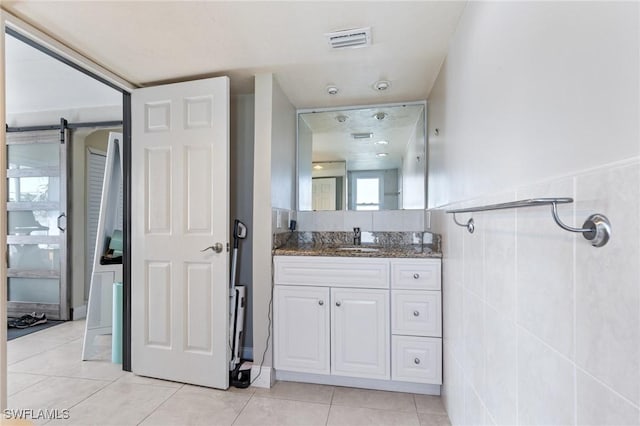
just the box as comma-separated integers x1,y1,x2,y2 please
296,100,428,212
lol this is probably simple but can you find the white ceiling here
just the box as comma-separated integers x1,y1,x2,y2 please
301,103,424,170
2,1,466,109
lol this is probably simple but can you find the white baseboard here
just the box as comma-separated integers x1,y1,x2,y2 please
72,305,87,320
250,366,274,388
276,370,441,395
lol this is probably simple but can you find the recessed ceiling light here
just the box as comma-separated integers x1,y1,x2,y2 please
373,112,387,120
376,140,389,145
372,80,391,91
313,164,324,170
336,115,348,123
376,153,388,157
326,85,339,95
351,132,373,139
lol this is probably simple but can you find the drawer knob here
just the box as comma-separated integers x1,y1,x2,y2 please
413,310,420,317
336,301,341,307
414,358,421,365
413,273,420,279
318,300,324,306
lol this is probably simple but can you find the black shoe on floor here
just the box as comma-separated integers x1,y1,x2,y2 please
11,312,47,329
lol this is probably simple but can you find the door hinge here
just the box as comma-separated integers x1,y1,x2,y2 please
59,118,68,144
227,243,230,252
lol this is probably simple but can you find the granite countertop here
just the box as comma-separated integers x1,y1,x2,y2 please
273,244,442,259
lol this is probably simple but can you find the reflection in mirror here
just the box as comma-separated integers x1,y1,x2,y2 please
298,102,426,211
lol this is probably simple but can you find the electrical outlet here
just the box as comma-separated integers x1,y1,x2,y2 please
425,210,431,229
276,210,284,229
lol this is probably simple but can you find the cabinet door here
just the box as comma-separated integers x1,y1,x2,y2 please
331,288,390,379
274,286,330,374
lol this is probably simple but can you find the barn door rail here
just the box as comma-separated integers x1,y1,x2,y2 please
446,197,611,247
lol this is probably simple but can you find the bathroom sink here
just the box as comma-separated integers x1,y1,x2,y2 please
335,247,380,253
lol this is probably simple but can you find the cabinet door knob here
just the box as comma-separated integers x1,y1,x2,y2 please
414,358,421,365
413,273,420,279
318,300,324,306
336,301,341,307
413,310,420,317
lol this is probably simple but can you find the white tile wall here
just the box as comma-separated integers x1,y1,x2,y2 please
575,163,640,406
517,329,575,425
434,158,640,425
296,209,426,232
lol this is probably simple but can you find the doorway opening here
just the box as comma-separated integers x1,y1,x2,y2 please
4,26,130,367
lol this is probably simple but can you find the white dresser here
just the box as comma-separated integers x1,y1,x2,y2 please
273,255,442,394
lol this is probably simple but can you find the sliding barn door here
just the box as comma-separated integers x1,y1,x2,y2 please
131,77,230,388
6,130,69,320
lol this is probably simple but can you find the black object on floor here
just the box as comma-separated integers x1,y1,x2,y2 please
7,320,65,340
9,312,47,328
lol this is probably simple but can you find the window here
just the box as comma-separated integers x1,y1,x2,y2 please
349,171,385,211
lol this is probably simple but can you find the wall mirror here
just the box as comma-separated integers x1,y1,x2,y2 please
297,102,426,211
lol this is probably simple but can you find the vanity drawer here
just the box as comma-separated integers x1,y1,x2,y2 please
274,256,389,288
392,290,441,337
392,336,442,384
391,259,441,290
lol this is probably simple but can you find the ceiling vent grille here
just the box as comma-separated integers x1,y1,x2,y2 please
351,132,373,139
326,27,371,49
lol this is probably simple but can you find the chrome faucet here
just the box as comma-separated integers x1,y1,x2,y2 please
353,227,361,246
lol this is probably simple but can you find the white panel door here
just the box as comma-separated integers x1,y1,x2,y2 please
274,285,330,374
331,288,389,379
312,177,336,211
132,77,230,389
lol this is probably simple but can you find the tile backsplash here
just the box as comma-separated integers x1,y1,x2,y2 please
297,209,427,232
431,157,640,425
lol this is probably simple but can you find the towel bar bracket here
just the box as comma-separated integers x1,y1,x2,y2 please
452,213,474,234
549,202,611,247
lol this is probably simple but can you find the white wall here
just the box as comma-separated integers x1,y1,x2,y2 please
71,128,115,315
6,105,121,128
230,94,255,358
428,2,640,425
428,1,639,209
271,77,297,211
252,74,296,384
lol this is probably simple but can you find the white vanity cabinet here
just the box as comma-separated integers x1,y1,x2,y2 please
273,255,441,394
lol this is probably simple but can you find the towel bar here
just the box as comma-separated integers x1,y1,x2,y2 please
446,198,611,247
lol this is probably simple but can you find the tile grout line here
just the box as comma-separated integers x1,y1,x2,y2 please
135,384,183,425
572,176,578,426
324,385,336,426
519,323,640,411
230,388,256,426
515,204,519,426
7,338,76,367
63,377,116,416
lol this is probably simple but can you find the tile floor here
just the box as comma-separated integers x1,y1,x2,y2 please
6,320,451,425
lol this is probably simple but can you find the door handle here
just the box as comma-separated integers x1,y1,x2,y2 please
201,243,224,253
57,213,66,232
